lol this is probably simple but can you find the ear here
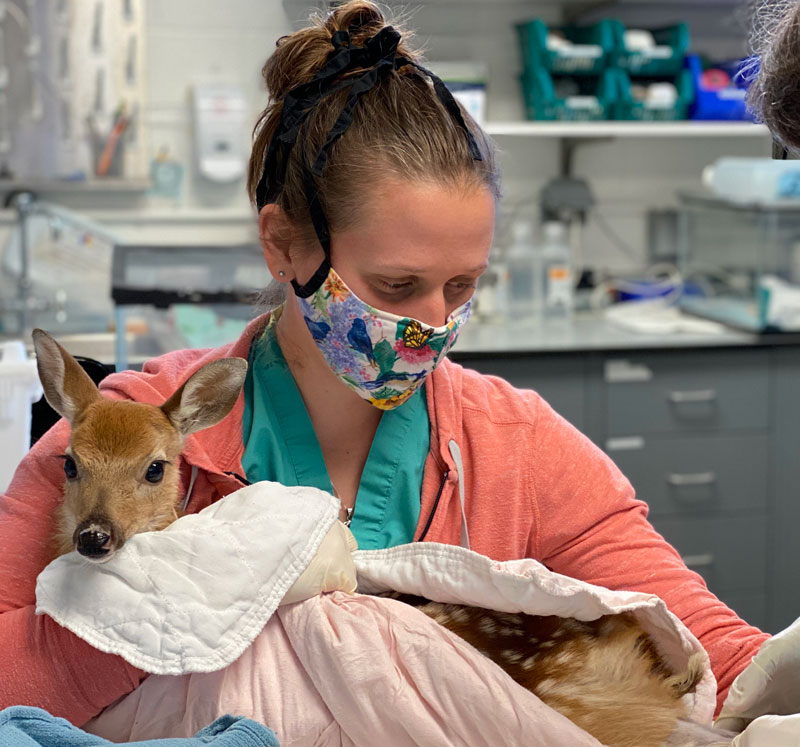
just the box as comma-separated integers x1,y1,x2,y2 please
259,204,294,282
32,328,101,424
161,358,248,438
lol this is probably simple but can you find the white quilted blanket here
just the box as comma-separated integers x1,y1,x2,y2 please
36,481,340,674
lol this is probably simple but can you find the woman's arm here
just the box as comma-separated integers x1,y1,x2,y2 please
0,419,146,724
529,397,769,715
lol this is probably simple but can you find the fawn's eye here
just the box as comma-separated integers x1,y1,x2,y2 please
145,461,165,484
63,456,78,480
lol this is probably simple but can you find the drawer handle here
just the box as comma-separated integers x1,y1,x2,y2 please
666,472,717,487
667,389,718,404
682,553,715,569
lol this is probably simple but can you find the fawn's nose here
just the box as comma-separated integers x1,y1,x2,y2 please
75,521,114,559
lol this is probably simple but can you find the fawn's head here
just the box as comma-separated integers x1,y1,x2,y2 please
33,329,247,563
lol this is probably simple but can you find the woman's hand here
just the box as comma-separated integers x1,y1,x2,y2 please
729,714,800,746
280,521,358,605
716,615,800,734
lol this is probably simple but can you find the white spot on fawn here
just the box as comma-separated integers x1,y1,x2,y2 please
522,654,538,670
479,617,498,635
501,649,523,664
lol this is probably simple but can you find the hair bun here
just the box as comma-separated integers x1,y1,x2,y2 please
263,1,419,102
325,1,386,37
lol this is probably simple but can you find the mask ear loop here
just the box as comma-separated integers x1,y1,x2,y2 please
293,58,397,298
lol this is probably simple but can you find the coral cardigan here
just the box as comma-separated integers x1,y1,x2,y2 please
0,313,768,724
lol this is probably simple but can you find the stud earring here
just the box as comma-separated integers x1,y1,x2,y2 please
278,270,286,277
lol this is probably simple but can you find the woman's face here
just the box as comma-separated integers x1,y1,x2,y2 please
292,178,496,327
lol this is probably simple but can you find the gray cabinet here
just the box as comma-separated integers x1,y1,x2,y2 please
604,351,769,435
608,433,768,517
768,348,800,633
453,344,790,634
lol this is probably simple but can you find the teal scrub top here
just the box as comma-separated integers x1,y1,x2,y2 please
241,315,430,550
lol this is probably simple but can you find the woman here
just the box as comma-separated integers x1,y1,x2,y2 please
0,0,771,732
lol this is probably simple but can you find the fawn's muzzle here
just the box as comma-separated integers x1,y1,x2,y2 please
74,520,115,559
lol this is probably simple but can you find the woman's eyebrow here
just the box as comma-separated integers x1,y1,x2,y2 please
372,263,488,274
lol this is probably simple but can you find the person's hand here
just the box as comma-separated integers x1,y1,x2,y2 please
729,714,800,746
716,616,800,733
280,521,358,605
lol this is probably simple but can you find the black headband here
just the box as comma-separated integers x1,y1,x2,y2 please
255,26,483,298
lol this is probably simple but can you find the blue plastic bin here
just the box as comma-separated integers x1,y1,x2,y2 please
687,54,755,121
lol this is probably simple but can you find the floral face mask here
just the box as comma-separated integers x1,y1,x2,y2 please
296,267,471,410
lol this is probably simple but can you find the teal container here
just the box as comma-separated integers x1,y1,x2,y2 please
520,67,616,121
516,19,615,76
610,22,690,77
611,68,695,121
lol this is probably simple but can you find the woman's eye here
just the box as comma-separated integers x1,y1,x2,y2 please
448,281,477,293
63,456,78,480
378,279,412,292
145,461,165,484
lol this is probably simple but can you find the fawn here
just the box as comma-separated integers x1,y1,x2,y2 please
387,594,706,747
33,328,247,562
34,329,706,746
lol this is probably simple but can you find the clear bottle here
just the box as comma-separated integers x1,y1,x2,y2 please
505,219,538,322
474,244,509,323
702,158,800,203
539,221,573,320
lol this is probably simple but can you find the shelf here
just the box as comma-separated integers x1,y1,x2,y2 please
0,178,152,195
484,121,772,138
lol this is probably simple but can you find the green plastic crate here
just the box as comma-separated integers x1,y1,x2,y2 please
610,68,695,121
520,67,616,121
610,22,689,77
516,19,615,76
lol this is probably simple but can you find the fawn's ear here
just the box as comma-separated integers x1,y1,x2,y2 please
161,358,248,438
32,328,101,424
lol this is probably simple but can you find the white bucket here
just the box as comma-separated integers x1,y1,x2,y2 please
0,341,44,493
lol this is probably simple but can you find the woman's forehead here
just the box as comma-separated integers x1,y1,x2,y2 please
341,179,495,269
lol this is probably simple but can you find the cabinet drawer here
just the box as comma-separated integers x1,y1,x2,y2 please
604,350,769,436
454,355,585,430
607,433,768,517
651,515,767,594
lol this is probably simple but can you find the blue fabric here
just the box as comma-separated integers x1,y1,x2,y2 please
241,314,429,550
0,707,279,747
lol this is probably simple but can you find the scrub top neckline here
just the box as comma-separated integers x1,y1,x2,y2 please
241,307,428,549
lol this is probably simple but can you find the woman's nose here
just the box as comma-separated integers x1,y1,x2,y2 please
408,293,449,328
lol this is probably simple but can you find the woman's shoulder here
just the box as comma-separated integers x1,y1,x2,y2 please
439,357,554,427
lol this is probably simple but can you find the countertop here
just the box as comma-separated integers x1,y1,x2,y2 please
453,311,800,356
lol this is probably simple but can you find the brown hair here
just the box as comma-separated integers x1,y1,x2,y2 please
747,0,800,151
247,0,500,241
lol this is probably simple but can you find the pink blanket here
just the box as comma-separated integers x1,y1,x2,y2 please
86,592,609,746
